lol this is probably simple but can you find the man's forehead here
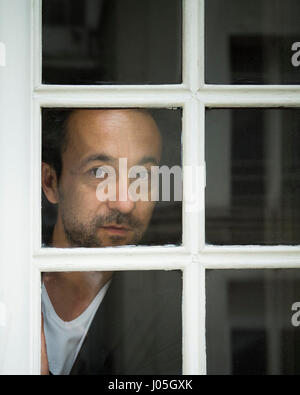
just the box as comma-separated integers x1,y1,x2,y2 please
68,108,157,131
64,109,162,163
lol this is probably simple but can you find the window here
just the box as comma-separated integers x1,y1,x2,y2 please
1,0,300,375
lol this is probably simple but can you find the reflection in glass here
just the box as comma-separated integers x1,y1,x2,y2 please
42,0,182,85
206,108,300,245
41,270,182,375
206,0,300,84
42,108,182,248
206,269,300,375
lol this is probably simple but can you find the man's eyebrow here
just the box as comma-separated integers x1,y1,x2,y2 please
138,156,160,166
79,154,117,168
79,154,159,169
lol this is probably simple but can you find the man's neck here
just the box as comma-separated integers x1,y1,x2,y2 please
43,271,112,322
45,218,112,321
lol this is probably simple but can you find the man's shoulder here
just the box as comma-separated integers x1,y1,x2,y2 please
112,270,182,304
105,270,182,331
71,270,183,375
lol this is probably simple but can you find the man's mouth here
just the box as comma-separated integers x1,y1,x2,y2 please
100,224,131,236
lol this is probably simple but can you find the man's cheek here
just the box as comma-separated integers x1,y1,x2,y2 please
72,186,100,210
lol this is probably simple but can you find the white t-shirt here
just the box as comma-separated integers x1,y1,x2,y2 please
41,281,110,375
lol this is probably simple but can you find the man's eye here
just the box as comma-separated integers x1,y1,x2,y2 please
90,167,107,178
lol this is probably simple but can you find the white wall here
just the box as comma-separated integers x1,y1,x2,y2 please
0,0,32,374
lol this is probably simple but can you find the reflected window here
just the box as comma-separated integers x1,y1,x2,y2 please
41,270,182,375
206,269,300,375
206,108,300,245
42,0,182,85
42,108,182,248
206,0,300,84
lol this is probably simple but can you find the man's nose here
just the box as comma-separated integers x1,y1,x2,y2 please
107,179,136,214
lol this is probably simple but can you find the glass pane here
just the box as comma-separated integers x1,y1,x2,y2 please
206,0,300,84
41,270,182,375
42,108,182,248
42,0,182,85
206,108,300,245
206,269,300,375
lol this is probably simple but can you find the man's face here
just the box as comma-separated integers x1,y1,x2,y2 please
55,109,162,247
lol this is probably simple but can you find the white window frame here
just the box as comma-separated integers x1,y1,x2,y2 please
1,0,300,375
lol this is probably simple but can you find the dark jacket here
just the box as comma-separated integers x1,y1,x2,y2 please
70,270,182,375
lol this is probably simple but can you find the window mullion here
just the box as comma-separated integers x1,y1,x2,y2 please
33,88,190,108
200,86,300,107
182,261,206,374
34,248,190,273
183,0,203,91
202,245,300,269
182,98,205,253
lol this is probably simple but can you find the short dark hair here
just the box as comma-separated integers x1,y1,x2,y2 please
42,108,74,181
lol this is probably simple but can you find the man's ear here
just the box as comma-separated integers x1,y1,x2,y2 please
42,162,59,204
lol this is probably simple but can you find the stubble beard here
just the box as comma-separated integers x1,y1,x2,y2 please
59,194,146,248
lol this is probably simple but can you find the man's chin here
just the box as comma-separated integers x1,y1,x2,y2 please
96,228,142,247
64,228,142,248
99,235,140,248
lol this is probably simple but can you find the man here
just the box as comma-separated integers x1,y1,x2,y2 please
41,108,182,375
